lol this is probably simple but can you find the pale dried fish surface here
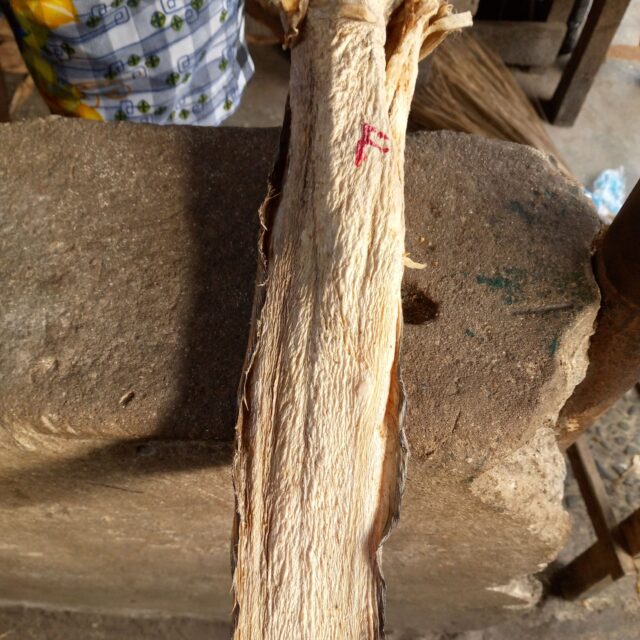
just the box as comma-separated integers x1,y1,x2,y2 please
232,2,470,638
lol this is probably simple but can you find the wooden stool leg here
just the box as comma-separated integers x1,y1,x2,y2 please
551,438,636,598
544,0,632,126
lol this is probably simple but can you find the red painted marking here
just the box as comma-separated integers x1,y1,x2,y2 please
355,123,390,167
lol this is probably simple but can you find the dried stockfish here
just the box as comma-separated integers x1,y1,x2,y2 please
231,2,470,638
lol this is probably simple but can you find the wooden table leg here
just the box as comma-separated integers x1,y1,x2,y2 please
544,0,632,126
558,181,640,447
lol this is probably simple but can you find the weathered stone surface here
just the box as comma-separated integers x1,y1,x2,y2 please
0,119,600,632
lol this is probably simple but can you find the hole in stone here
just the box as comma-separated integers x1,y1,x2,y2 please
402,282,439,325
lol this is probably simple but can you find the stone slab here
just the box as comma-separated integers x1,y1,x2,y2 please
0,119,601,632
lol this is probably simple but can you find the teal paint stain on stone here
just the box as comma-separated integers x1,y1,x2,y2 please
549,270,594,308
476,267,525,305
549,337,559,356
508,200,534,225
476,274,509,289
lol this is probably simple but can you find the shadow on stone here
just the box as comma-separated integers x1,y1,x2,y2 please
150,128,261,442
1,124,275,508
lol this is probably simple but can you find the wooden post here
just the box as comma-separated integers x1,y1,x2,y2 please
558,181,640,447
544,0,632,126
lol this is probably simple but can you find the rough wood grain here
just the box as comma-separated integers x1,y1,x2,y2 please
231,2,469,637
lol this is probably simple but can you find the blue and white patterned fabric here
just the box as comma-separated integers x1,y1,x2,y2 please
3,0,253,125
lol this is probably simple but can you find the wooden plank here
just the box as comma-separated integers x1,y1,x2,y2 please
552,538,616,599
620,508,640,557
552,439,636,599
552,507,639,599
544,0,633,125
472,20,567,67
568,439,636,575
569,440,618,541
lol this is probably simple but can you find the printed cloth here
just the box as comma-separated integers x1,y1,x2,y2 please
1,0,253,124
